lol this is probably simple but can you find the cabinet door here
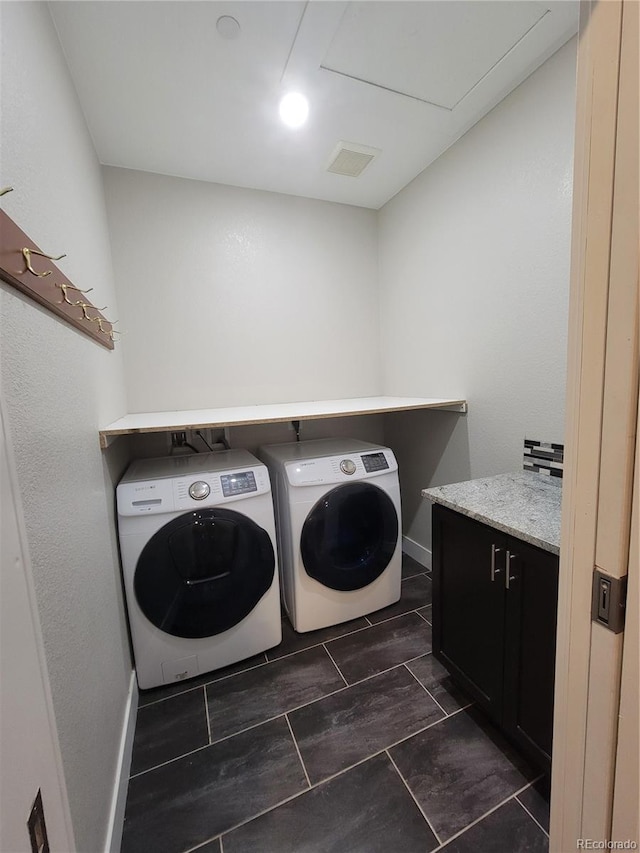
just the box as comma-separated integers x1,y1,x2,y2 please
432,505,506,721
502,537,559,770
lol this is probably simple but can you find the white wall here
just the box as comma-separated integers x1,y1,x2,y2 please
378,39,576,550
103,167,381,414
0,4,132,850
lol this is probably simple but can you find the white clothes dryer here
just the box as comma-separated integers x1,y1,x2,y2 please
259,438,402,633
117,450,281,690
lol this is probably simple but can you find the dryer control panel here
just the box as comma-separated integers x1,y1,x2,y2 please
361,452,389,473
117,465,270,516
285,449,397,487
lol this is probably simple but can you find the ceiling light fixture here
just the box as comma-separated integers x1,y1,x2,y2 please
278,92,309,129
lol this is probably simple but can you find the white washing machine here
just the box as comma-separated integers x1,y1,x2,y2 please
259,438,402,633
117,450,281,690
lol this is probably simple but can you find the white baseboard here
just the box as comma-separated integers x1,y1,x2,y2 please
104,670,138,853
402,535,432,570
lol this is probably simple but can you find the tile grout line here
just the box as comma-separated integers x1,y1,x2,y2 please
301,703,473,792
267,619,379,663
132,678,350,778
515,793,550,838
219,835,224,853
368,609,422,628
416,610,432,625
193,780,331,846
350,648,438,682
130,670,472,780
274,607,428,662
203,685,212,744
181,705,483,850
193,710,472,847
129,739,224,780
367,598,432,628
385,749,443,848
307,707,475,794
519,772,546,794
402,663,450,717
285,713,312,789
329,647,437,693
428,776,545,851
322,642,349,686
352,602,431,628
139,654,269,708
142,607,430,709
182,836,218,853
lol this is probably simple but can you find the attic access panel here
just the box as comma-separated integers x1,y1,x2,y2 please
322,1,549,109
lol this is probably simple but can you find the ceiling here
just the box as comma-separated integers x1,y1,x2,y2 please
50,1,578,210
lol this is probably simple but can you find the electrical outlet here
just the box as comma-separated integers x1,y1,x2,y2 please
170,431,187,448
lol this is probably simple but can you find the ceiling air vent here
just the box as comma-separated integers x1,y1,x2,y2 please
326,141,380,177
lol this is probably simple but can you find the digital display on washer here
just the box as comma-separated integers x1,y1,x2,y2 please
220,471,257,497
361,452,389,473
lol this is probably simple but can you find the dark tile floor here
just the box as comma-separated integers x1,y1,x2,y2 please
121,556,550,853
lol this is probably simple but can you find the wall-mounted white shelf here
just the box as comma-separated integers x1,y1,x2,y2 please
99,395,467,449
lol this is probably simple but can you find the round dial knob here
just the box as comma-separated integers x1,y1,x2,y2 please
188,480,210,500
340,459,356,475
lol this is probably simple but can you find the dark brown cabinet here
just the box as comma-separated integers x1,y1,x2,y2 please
432,503,559,771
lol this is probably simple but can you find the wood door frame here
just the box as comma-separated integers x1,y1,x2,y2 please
550,0,639,849
0,395,76,851
611,392,639,843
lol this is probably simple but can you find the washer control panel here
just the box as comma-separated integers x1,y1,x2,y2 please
117,465,269,516
175,468,266,509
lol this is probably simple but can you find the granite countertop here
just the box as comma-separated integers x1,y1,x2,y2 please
422,471,562,555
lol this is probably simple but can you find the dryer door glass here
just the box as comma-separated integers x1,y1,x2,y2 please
134,508,275,639
301,483,398,591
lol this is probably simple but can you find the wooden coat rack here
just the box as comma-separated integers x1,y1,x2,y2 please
0,197,116,350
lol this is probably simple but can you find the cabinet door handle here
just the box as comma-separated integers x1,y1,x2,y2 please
491,544,502,581
506,551,518,589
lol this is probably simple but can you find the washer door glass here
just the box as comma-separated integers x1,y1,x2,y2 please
301,483,398,591
134,508,275,639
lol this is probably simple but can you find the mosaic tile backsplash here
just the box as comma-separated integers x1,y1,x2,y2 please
523,439,564,478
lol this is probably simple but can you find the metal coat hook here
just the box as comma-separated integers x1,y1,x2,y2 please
77,301,106,321
56,282,94,305
107,326,124,341
90,316,118,334
0,187,14,197
23,247,66,277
